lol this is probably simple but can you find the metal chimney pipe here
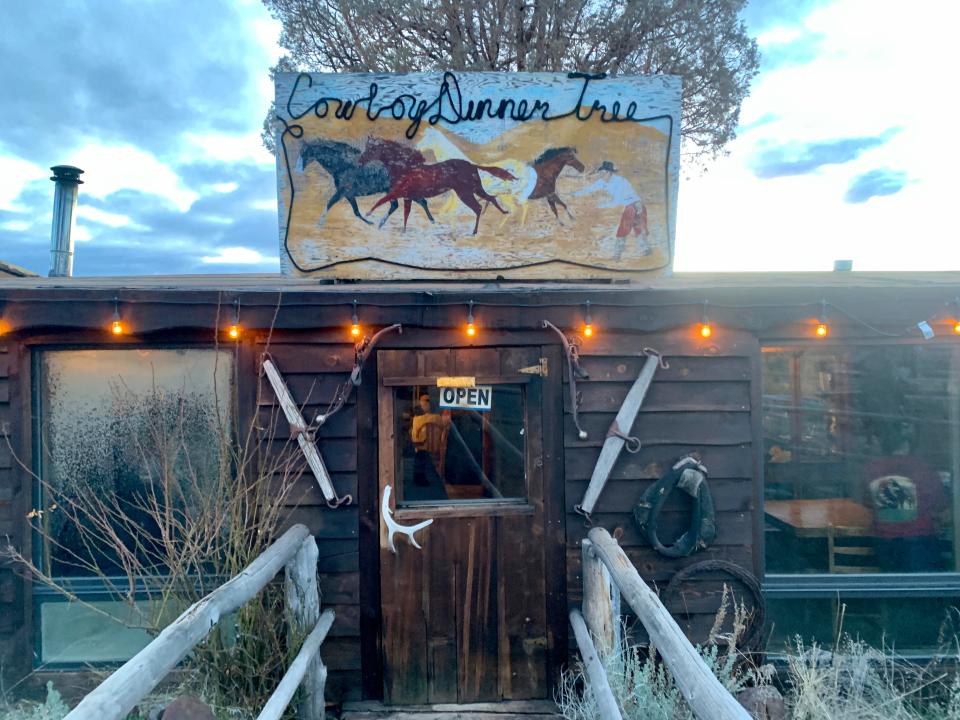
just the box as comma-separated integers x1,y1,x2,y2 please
49,165,84,277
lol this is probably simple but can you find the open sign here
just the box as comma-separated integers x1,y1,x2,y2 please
438,385,493,411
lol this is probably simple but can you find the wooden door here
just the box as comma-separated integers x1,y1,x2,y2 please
377,347,553,704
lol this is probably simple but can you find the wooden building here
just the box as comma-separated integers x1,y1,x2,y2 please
2,271,959,703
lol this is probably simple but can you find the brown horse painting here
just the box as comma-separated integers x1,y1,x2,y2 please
360,139,516,235
525,147,585,225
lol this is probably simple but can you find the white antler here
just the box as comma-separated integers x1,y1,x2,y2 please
381,485,433,554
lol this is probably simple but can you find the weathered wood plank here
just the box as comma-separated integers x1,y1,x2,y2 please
564,412,752,448
567,510,752,548
571,356,749,383
564,445,753,481
565,478,752,515
587,528,750,720
566,381,750,413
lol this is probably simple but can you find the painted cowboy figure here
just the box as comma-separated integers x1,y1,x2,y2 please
573,160,650,260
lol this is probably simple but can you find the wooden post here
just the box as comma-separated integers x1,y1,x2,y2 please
285,535,325,720
581,539,619,657
569,610,623,720
587,527,750,720
257,610,335,720
63,524,313,720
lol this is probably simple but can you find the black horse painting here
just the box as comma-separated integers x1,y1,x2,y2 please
297,139,434,227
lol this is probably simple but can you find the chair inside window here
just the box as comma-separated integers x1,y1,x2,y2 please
827,526,880,573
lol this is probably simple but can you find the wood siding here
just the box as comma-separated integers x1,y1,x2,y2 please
11,278,943,698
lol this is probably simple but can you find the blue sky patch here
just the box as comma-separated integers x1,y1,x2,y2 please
750,130,899,179
844,169,908,204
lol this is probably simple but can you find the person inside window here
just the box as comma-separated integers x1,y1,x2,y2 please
409,393,448,498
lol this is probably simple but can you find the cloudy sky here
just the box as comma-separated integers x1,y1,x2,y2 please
0,0,955,276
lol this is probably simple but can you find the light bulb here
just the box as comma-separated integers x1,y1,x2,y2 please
228,324,241,340
111,319,125,335
699,323,713,339
816,323,829,338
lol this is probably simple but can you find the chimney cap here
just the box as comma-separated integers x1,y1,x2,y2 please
50,165,84,184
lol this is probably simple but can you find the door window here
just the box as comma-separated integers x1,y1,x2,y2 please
393,384,527,504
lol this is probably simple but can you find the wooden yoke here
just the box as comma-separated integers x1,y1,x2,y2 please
261,356,347,507
577,348,667,520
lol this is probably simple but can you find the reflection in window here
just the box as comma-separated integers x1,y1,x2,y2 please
395,385,525,503
763,346,959,575
34,348,233,665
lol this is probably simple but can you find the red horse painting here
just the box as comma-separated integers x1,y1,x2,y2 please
359,138,516,235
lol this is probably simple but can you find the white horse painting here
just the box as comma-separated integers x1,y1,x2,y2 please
416,127,537,223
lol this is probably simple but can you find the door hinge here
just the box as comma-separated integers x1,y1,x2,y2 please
519,358,548,377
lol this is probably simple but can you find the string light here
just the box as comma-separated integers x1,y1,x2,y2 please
227,298,242,340
582,300,594,338
815,300,829,338
465,300,477,337
350,300,362,339
698,300,713,339
110,297,125,335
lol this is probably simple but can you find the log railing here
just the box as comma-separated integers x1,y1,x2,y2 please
64,524,333,720
571,527,750,720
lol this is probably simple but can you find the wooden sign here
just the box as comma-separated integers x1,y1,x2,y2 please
275,72,681,279
438,385,493,411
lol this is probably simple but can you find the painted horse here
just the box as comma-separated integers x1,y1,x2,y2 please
360,139,516,235
297,139,434,227
524,147,585,225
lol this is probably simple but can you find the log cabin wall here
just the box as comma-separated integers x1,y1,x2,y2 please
1,273,957,698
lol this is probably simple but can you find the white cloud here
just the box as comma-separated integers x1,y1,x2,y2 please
183,131,274,167
66,142,199,212
251,198,277,211
211,182,239,194
73,224,92,243
0,153,46,211
1,219,32,232
676,0,960,272
76,204,148,230
201,246,269,264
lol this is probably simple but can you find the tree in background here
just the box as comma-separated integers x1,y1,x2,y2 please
262,0,759,163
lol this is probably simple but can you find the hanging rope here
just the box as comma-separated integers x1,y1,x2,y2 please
633,456,716,558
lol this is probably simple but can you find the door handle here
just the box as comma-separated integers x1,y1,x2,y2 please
382,485,433,554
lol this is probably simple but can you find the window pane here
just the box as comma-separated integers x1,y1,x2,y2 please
39,598,174,664
763,346,959,574
39,348,234,577
766,596,960,655
395,385,526,503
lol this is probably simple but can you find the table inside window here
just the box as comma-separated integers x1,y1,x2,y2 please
765,498,873,537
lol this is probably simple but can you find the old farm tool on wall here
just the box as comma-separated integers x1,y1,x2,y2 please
381,485,433,553
314,323,402,428
576,348,668,521
634,456,717,558
261,356,350,508
542,319,590,439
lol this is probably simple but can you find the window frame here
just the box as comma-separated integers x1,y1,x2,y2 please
760,339,960,656
29,342,239,668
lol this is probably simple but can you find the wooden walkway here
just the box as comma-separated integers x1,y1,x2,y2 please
340,700,562,720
